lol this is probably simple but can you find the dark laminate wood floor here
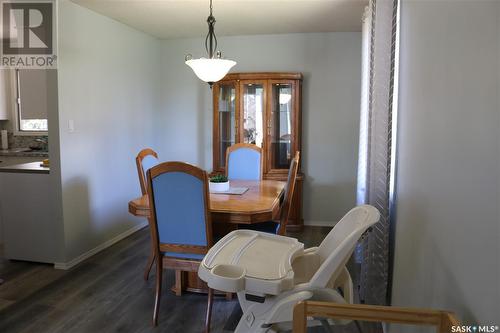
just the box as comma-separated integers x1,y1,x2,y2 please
0,226,374,333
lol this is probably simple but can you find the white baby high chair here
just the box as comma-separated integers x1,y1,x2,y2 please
198,205,380,332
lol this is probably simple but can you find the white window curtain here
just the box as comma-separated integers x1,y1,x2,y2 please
357,5,372,206
356,0,399,309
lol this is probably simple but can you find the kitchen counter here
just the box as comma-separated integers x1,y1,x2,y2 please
0,161,49,174
0,148,49,158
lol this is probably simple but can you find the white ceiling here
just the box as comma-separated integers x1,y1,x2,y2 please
71,0,367,39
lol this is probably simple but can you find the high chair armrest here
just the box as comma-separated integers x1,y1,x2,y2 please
264,291,314,325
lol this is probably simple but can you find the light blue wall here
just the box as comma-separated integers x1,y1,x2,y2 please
57,0,161,261
392,0,500,324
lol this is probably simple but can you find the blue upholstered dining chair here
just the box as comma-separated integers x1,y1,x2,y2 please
135,148,160,280
243,151,300,235
225,143,263,180
147,162,214,331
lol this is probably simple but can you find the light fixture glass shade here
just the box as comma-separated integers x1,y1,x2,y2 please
185,58,236,83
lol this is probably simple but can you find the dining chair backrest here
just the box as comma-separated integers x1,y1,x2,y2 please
226,143,263,180
147,162,213,258
308,205,380,289
276,151,300,235
136,148,159,195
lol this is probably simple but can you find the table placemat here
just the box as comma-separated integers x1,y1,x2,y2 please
210,187,249,195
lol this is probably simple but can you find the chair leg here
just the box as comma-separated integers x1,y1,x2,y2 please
354,319,363,333
174,270,183,296
143,251,156,281
205,288,214,333
152,256,162,326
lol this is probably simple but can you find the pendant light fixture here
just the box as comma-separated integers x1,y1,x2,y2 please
185,0,236,87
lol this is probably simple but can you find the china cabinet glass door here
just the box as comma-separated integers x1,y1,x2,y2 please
268,81,295,171
212,73,303,230
240,81,265,147
216,82,237,170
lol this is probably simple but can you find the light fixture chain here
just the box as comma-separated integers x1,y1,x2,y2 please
205,0,217,59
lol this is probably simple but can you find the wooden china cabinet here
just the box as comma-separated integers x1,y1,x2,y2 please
212,72,304,230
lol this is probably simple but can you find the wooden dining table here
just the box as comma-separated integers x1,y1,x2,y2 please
129,179,286,223
128,179,286,294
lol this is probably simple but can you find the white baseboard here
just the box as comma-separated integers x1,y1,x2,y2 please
54,221,148,270
304,220,337,227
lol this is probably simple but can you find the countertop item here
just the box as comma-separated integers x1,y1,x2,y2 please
1,130,7,150
0,161,50,174
0,148,49,158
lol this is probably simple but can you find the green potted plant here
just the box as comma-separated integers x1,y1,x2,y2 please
210,174,230,192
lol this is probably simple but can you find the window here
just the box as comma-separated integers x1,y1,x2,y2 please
13,69,48,135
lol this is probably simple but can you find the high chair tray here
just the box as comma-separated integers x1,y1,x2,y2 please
198,230,304,295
